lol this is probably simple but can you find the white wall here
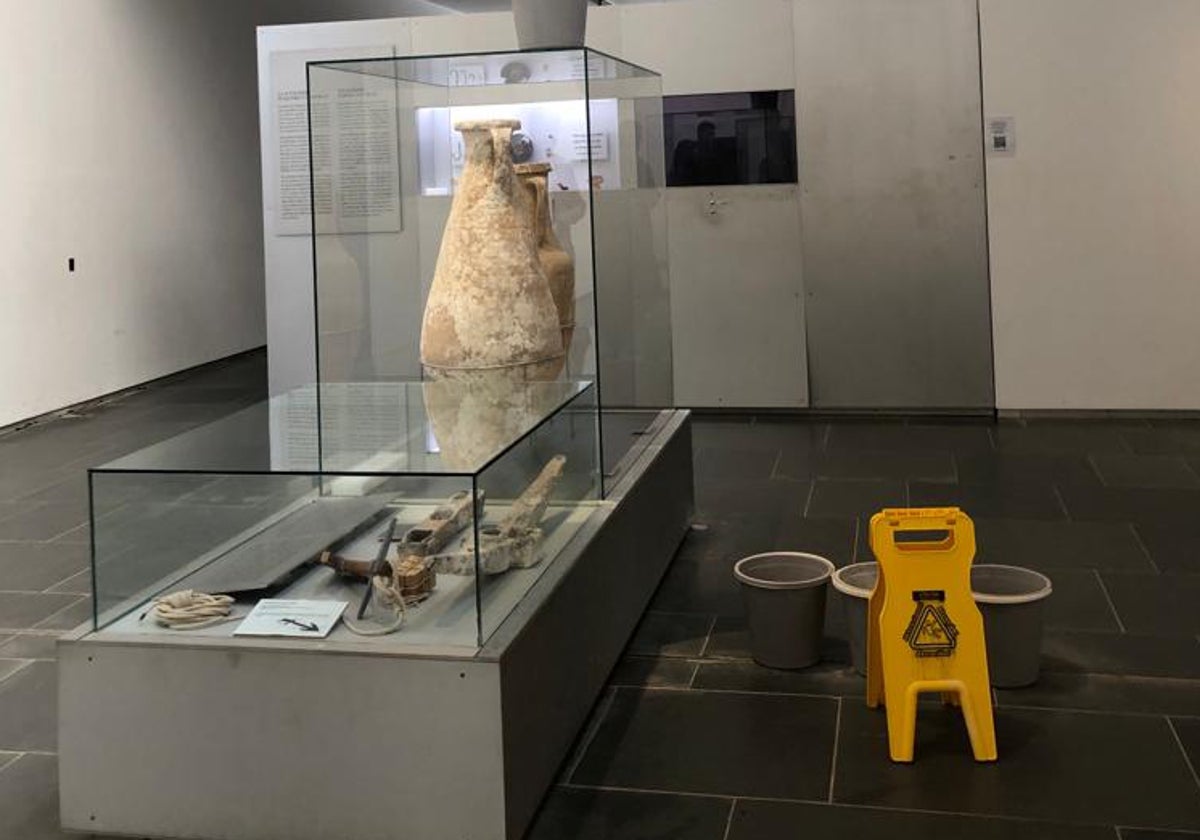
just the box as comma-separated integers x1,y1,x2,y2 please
618,0,795,95
0,0,448,428
981,0,1200,410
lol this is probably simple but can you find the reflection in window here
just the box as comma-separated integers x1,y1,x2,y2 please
663,90,797,187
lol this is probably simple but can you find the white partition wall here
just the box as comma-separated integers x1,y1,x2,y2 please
980,0,1200,411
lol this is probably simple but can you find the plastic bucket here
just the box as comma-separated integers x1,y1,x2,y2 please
733,552,834,669
830,562,879,676
972,564,1053,688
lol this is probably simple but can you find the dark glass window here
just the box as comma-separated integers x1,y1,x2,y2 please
663,90,797,187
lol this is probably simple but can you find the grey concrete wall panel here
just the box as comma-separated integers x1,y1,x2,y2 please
60,646,505,839
668,185,810,408
795,0,995,410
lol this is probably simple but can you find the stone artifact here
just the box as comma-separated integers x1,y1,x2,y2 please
431,455,567,576
420,119,563,383
516,162,576,364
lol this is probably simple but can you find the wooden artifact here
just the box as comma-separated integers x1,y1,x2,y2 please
431,455,567,576
320,490,484,616
394,489,481,556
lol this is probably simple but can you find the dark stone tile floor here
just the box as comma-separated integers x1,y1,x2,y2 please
0,350,266,840
0,358,1197,839
533,414,1200,839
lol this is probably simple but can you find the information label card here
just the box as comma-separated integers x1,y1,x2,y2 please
234,599,348,638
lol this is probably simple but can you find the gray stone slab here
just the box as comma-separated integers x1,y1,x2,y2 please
0,542,89,593
0,501,89,541
0,634,59,660
0,661,56,751
34,597,92,632
0,659,30,683
1090,454,1200,489
834,704,1200,829
997,673,1200,717
572,688,838,800
44,569,90,596
528,787,731,840
608,657,696,689
0,593,83,631
729,800,1112,840
627,612,713,658
973,519,1154,572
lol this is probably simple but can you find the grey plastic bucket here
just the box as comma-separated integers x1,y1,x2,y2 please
972,564,1053,688
733,552,834,669
830,562,878,676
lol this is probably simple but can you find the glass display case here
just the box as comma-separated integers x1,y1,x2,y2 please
306,48,673,476
89,380,599,650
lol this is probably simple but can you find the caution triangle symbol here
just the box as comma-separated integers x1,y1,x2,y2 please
905,604,959,652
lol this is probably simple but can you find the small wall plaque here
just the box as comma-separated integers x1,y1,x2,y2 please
986,116,1016,156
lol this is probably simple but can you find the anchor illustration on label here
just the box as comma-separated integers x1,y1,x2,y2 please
903,590,959,658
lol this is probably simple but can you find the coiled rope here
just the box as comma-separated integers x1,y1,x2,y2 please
342,574,410,637
143,590,236,630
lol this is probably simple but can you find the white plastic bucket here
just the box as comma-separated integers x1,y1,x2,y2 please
733,552,834,669
830,562,878,676
972,564,1053,688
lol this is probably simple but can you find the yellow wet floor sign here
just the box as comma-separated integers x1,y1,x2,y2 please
866,507,997,763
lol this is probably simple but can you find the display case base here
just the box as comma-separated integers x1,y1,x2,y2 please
58,410,693,840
